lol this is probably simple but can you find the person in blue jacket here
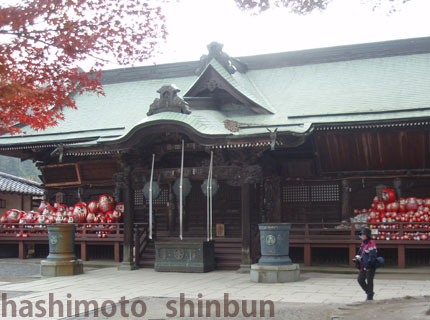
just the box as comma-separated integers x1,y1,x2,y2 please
357,227,377,301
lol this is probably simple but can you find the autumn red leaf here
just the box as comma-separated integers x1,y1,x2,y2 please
0,0,167,134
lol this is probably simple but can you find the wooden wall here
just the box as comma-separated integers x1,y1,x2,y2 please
134,181,242,238
315,129,430,172
262,126,430,223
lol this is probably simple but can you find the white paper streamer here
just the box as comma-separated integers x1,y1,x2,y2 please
179,140,184,240
149,154,155,239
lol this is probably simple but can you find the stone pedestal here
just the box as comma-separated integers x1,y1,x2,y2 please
41,224,83,277
41,260,83,277
250,263,300,283
237,264,251,274
118,261,138,271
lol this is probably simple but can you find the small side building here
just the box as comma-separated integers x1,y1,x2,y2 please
0,171,44,216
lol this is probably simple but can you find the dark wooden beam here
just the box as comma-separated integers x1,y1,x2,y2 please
238,183,251,273
117,157,137,270
272,177,282,223
341,179,351,221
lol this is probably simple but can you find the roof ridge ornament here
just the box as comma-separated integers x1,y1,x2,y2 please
147,84,191,116
196,42,247,75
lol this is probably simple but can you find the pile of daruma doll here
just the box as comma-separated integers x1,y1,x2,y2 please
353,188,430,241
0,194,123,238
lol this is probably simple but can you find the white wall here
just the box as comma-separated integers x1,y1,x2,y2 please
0,193,33,216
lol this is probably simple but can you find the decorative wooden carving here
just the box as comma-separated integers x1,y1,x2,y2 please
113,159,131,201
147,85,191,116
242,165,263,184
222,149,265,167
195,42,247,75
263,177,274,222
113,172,129,190
130,167,145,190
341,179,351,220
226,165,262,186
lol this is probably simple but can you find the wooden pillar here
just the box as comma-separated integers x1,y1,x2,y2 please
273,177,282,222
349,244,356,268
119,179,137,270
117,159,137,271
341,179,351,221
114,242,120,263
304,224,311,266
238,183,251,273
398,244,406,268
80,242,87,261
304,244,311,266
21,194,25,211
18,241,25,259
264,176,282,223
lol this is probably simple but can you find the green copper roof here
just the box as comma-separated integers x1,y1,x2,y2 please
247,52,430,118
186,59,276,114
2,37,430,148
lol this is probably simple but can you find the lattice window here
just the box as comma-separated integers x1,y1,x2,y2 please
282,185,310,203
282,183,340,203
146,187,169,206
134,186,169,207
311,184,340,202
134,189,144,206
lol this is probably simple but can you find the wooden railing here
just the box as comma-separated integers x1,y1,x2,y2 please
133,223,150,264
289,222,430,243
0,223,124,240
0,223,124,261
288,222,430,268
2,221,429,268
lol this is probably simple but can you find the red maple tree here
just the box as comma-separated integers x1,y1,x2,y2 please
0,0,166,134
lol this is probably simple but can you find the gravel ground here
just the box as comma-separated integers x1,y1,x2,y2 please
1,261,429,320
0,261,41,282
335,296,430,320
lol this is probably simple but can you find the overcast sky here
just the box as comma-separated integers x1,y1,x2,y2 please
129,0,430,67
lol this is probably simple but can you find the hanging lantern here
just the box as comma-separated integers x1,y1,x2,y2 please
201,178,219,197
173,177,192,199
143,181,161,200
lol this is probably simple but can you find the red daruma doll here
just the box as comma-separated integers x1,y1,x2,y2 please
381,188,396,204
6,209,20,223
97,194,115,213
57,204,68,217
88,200,99,214
112,202,124,222
38,201,50,214
42,205,55,217
73,202,88,223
